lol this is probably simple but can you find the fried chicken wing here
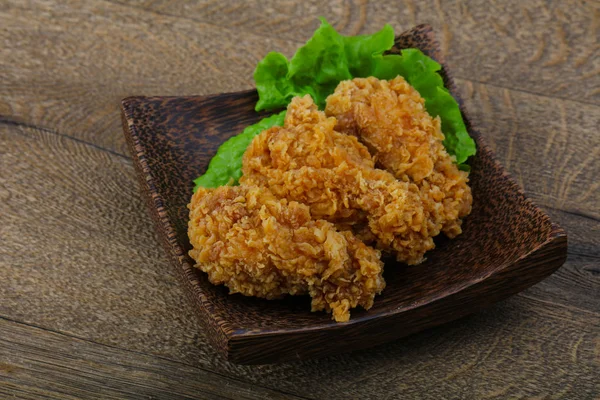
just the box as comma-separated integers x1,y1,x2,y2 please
325,77,473,237
188,185,385,322
240,96,373,223
188,78,474,321
241,95,437,264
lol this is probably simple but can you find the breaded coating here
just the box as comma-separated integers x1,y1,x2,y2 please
188,185,385,322
241,95,437,264
241,95,372,223
325,77,473,237
188,78,474,321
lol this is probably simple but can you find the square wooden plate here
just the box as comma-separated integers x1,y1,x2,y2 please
121,25,567,364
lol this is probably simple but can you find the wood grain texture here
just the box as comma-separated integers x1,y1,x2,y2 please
1,0,599,396
0,318,303,400
109,0,600,103
119,23,568,361
1,283,599,399
0,0,295,155
456,79,600,220
0,123,209,363
2,0,598,159
1,117,598,397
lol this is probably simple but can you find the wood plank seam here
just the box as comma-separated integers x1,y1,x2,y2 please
3,77,599,165
1,107,597,398
517,294,600,319
0,316,312,400
102,0,600,108
542,206,599,224
0,117,128,161
101,0,305,47
568,251,600,261
3,96,596,263
455,77,599,109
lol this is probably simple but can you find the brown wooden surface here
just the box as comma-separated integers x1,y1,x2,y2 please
120,24,570,363
1,0,598,397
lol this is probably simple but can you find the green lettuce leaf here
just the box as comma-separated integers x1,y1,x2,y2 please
255,18,394,110
254,18,476,165
192,111,286,192
195,18,476,190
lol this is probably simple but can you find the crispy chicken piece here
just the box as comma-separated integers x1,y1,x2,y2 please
241,95,437,264
325,77,473,237
188,185,385,322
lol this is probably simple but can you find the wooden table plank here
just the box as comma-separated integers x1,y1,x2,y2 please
2,0,599,397
457,79,600,220
1,0,294,154
107,0,600,104
0,124,209,362
1,298,598,399
2,0,599,158
1,120,599,398
3,6,598,224
0,318,304,400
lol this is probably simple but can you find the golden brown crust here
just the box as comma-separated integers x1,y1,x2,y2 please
241,95,436,265
188,78,473,321
325,77,473,237
188,185,385,322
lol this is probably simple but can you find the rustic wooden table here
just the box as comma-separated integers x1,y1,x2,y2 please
2,1,599,399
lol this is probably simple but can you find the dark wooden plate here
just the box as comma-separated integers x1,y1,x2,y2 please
121,25,567,364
